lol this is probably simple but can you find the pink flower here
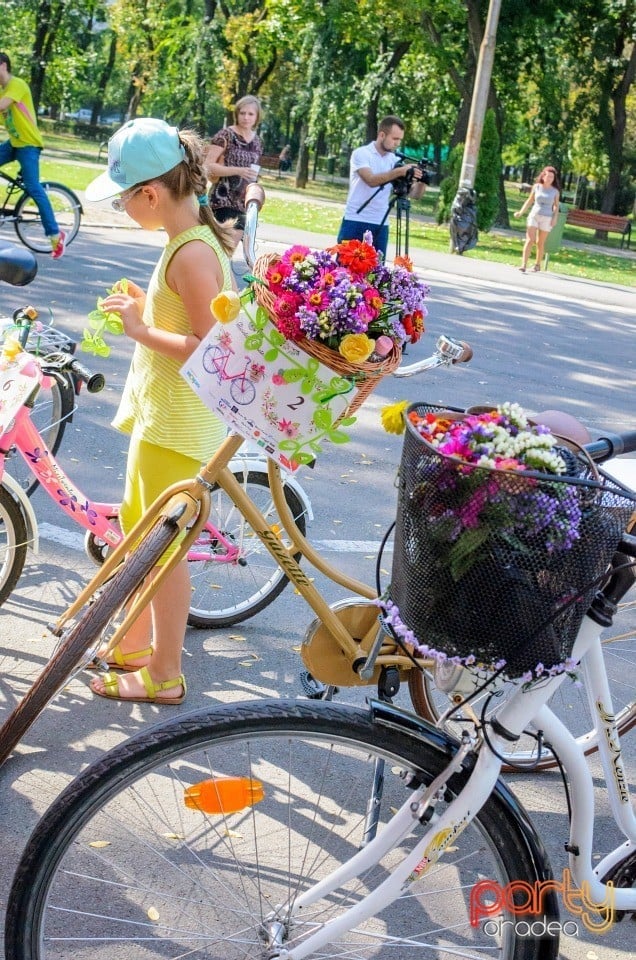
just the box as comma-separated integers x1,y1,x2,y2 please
305,289,330,311
277,418,299,437
280,245,311,268
364,287,383,316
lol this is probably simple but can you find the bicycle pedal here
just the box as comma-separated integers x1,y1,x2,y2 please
299,670,337,700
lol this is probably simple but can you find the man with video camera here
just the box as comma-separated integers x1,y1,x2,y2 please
336,115,426,259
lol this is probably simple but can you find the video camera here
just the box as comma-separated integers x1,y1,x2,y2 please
392,152,437,197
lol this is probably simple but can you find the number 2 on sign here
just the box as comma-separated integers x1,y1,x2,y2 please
288,396,304,411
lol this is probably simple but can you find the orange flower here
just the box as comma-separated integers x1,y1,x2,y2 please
394,255,414,272
335,239,379,274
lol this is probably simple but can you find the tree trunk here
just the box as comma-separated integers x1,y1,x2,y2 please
599,43,636,215
30,0,64,110
295,123,310,189
91,31,118,127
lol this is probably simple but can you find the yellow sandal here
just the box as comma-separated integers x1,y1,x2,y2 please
86,643,153,672
91,666,186,705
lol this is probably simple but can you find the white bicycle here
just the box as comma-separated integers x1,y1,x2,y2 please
5,409,636,959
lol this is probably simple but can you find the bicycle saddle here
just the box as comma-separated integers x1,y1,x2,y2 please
0,241,37,286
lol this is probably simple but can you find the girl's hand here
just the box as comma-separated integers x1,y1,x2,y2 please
112,278,145,300
99,290,146,342
514,210,523,218
240,166,259,181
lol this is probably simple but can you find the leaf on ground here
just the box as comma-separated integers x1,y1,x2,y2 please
147,907,160,922
88,840,111,848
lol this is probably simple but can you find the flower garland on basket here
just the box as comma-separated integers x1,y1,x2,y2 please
379,402,631,685
252,237,429,416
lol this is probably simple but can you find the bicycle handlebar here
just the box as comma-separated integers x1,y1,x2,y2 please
585,431,636,462
67,357,105,394
393,336,473,377
39,351,105,394
0,243,37,287
242,184,266,271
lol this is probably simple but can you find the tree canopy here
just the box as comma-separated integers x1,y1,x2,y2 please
3,0,634,216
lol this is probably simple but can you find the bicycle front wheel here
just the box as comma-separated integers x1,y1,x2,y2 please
5,371,75,497
187,470,307,628
0,483,28,605
0,517,178,765
14,182,81,253
6,699,550,960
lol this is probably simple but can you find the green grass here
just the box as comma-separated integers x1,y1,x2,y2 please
11,136,633,288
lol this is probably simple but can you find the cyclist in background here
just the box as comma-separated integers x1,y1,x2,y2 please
0,52,66,259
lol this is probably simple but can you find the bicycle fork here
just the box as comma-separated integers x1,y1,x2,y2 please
267,713,551,960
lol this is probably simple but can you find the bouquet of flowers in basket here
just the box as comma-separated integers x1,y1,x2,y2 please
402,402,583,580
260,238,429,363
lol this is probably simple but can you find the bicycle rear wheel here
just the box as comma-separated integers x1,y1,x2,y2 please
14,182,81,253
187,470,307,628
5,699,551,960
4,371,75,497
0,517,178,766
0,483,28,605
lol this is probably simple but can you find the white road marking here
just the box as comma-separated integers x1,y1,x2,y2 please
38,523,392,554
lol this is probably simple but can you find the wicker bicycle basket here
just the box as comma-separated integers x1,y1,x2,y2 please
388,403,636,678
253,253,402,419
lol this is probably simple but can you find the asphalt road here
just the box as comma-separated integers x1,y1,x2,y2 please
0,215,634,958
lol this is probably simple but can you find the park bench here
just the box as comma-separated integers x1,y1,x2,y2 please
259,154,281,171
565,209,632,249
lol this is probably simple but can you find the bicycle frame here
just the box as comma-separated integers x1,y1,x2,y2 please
248,616,635,959
1,363,307,596
2,389,121,548
0,169,23,220
44,334,472,677
51,431,376,650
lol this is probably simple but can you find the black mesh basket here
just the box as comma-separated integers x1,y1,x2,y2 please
388,403,636,679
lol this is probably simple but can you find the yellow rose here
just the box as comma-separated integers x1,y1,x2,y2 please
381,400,408,435
2,336,23,361
210,291,241,323
338,333,374,363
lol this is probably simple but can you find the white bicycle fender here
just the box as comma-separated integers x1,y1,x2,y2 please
2,474,39,554
228,455,314,522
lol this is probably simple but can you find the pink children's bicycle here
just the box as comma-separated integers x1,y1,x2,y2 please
0,246,312,628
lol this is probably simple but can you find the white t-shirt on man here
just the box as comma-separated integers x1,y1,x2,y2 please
342,142,399,224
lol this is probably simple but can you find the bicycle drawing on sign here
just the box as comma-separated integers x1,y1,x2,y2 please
201,335,256,405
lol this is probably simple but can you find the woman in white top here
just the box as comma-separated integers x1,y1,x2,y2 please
514,166,561,272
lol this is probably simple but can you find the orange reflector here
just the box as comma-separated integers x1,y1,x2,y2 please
183,776,264,814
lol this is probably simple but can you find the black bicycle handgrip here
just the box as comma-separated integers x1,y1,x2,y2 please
68,358,105,393
586,430,636,461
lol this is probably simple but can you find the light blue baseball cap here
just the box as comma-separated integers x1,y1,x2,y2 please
85,117,186,201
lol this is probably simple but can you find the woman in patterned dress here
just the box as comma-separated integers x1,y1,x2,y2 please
205,95,263,230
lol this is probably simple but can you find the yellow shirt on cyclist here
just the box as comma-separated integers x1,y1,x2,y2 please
112,225,230,462
0,76,44,148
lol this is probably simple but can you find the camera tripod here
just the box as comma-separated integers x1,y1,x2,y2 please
356,185,412,258
384,192,411,257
